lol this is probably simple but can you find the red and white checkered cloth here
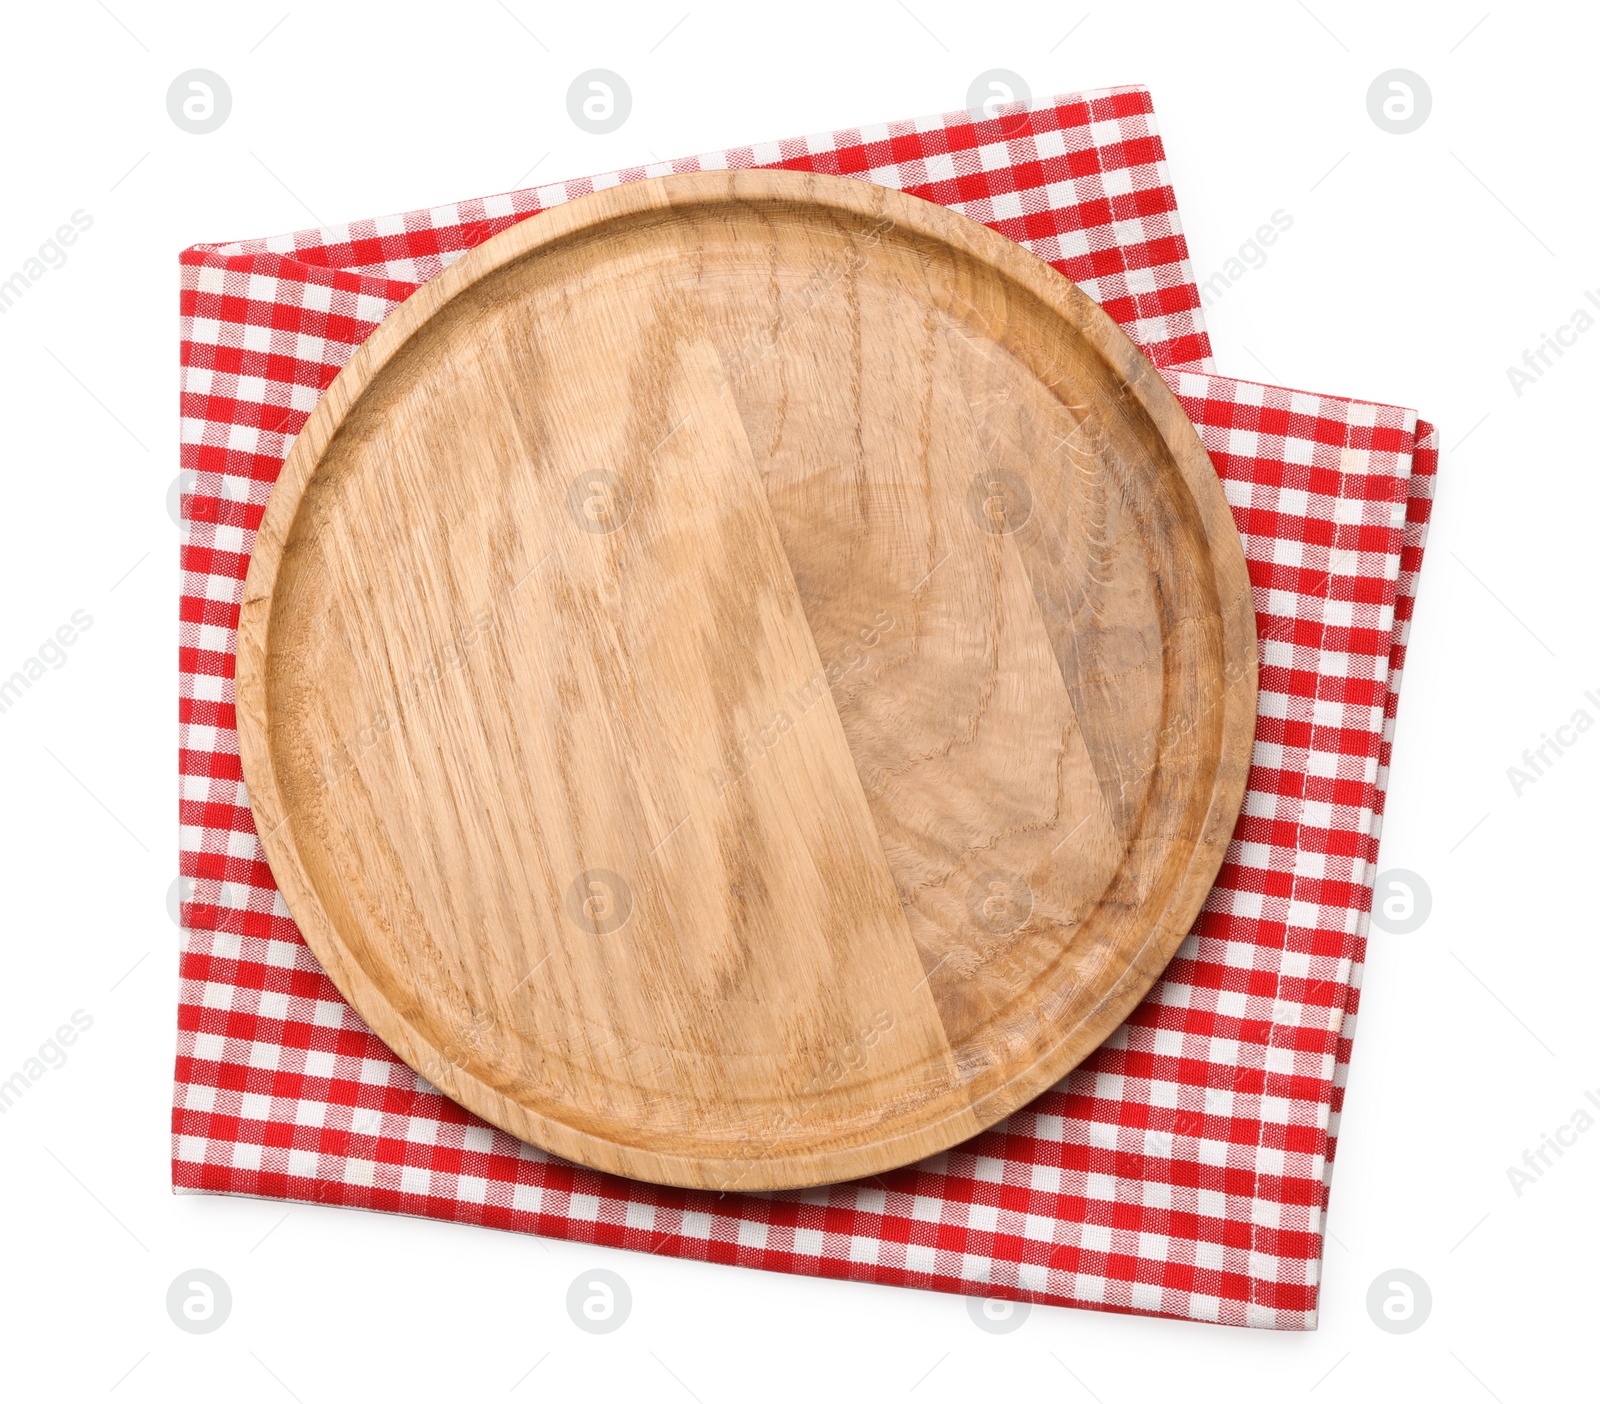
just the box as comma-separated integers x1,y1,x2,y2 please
173,86,1435,1331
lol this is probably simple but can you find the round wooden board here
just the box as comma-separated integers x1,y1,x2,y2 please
237,169,1257,1192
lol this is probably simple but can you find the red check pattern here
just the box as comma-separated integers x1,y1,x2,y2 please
173,87,1434,1331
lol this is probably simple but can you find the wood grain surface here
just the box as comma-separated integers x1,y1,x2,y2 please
235,169,1258,1192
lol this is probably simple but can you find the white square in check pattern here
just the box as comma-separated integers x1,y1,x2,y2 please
1306,749,1341,778
1111,217,1148,249
1018,1262,1049,1294
1223,937,1260,967
679,1212,714,1242
294,333,328,364
1084,1172,1117,1201
1294,854,1329,885
1130,1282,1165,1313
968,1202,1000,1233
1124,265,1161,295
1033,126,1069,160
1049,223,1096,261
976,140,1015,173
246,1043,280,1072
1230,891,1265,922
910,1194,942,1223
1147,1080,1179,1108
1264,1046,1302,1076
1151,1027,1185,1057
1086,1122,1119,1153
1025,1212,1057,1241
1081,1223,1113,1254
1217,986,1252,1017
1101,166,1135,196
1032,1162,1066,1193
1299,801,1334,830
460,1124,495,1155
406,1117,439,1145
240,323,273,354
1226,428,1260,459
987,190,1025,221
309,1000,345,1028
1142,1181,1174,1211
1208,1038,1241,1066
179,774,212,803
1284,435,1319,466
187,316,221,349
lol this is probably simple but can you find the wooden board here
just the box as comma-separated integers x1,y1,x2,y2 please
236,169,1257,1192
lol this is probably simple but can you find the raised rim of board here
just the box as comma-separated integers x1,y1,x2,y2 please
235,168,1259,1191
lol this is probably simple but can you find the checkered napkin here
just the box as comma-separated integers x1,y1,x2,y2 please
174,85,1436,1331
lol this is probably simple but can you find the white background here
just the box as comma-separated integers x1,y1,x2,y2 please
0,1,1594,1399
